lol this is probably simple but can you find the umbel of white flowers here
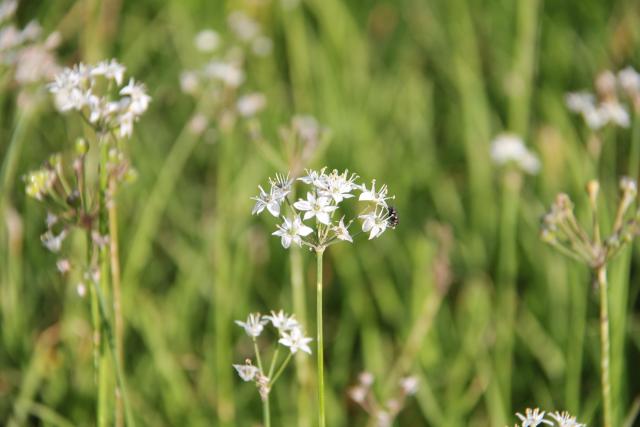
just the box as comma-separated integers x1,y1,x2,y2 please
251,168,398,250
233,311,312,400
48,59,151,138
509,408,586,427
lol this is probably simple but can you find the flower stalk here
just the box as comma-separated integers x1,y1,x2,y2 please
316,247,325,427
597,265,612,427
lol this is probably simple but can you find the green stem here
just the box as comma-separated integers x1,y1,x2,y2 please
597,265,612,427
290,244,311,427
270,352,293,385
108,175,124,427
316,248,325,427
262,397,271,427
268,346,280,380
97,139,110,427
91,273,136,427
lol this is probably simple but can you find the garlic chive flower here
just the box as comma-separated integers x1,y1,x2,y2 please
278,327,313,354
565,67,640,129
48,60,150,138
549,412,586,427
235,313,268,338
272,215,313,249
516,408,553,427
263,310,299,332
293,192,337,225
490,133,540,175
233,362,260,382
233,310,310,403
252,168,397,250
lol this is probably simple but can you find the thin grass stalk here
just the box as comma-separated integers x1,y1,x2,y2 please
108,175,124,427
316,248,326,427
495,171,522,415
597,265,612,427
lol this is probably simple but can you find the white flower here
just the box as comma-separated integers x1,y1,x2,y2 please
118,112,135,138
618,66,640,96
237,92,266,117
194,29,220,52
359,208,388,240
233,363,260,382
598,100,630,128
549,411,585,427
333,217,352,242
359,179,393,207
91,59,126,85
205,60,245,87
318,169,358,203
120,78,151,115
228,11,260,41
234,313,268,338
180,71,200,94
565,91,596,114
516,408,553,427
399,376,419,395
264,310,299,332
293,192,337,225
348,385,368,404
272,215,313,249
490,133,540,174
252,185,283,217
278,326,312,354
298,168,326,187
41,229,67,253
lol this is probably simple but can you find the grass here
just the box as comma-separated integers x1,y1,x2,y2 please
2,0,640,426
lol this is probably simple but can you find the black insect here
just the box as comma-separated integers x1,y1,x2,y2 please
387,206,399,229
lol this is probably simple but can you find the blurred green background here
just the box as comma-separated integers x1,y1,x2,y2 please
2,0,640,426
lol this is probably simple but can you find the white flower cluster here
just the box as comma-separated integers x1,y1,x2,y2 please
348,372,419,427
512,408,585,427
565,67,640,130
252,168,397,250
234,310,312,354
233,310,311,400
48,60,151,138
0,0,61,86
490,133,540,175
180,11,271,129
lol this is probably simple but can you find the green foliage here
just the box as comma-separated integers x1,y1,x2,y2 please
1,0,640,426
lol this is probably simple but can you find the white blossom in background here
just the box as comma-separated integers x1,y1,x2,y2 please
194,29,220,52
252,168,397,250
236,92,266,117
48,60,151,138
566,66,639,128
618,66,640,97
234,313,268,338
179,10,273,136
490,133,540,174
1,1,60,92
